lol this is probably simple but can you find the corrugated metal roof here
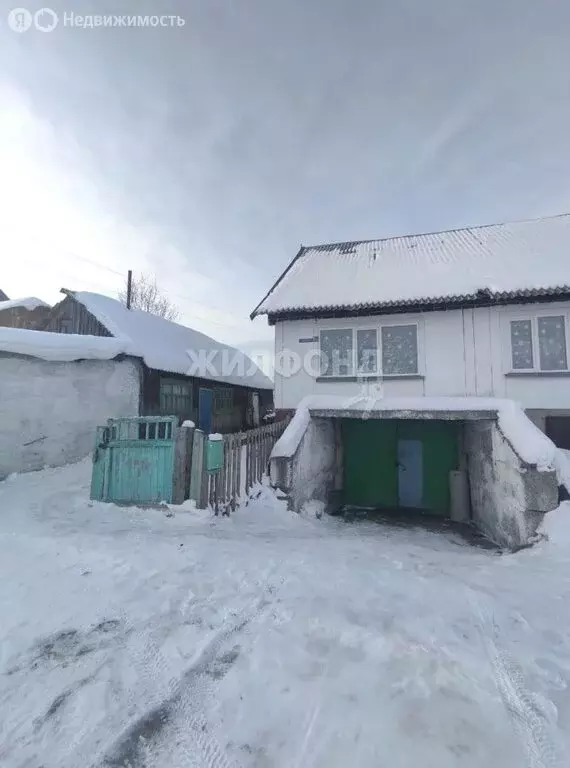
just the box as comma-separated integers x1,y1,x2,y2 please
252,214,570,317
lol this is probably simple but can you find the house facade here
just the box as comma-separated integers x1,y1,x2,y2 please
253,215,570,447
250,214,568,544
45,290,273,434
271,302,570,441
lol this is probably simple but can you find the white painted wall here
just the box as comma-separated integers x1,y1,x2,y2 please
274,300,570,412
0,356,140,479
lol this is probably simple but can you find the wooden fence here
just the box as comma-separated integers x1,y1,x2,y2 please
203,420,289,515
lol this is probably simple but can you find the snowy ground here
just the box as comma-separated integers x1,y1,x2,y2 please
2,462,570,767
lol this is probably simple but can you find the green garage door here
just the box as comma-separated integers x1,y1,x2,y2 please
342,420,399,508
342,419,460,515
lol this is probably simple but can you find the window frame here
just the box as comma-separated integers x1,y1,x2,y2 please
356,327,379,375
159,377,193,416
213,386,234,411
508,313,569,373
380,322,420,377
319,327,355,378
318,321,421,379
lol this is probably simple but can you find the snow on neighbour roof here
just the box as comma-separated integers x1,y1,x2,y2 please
271,395,557,470
0,327,127,362
71,291,273,390
0,297,50,312
253,214,570,316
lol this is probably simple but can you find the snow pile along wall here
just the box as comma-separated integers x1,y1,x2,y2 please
0,356,141,479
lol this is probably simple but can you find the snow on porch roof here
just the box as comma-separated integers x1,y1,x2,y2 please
68,291,273,391
271,395,557,470
252,213,570,317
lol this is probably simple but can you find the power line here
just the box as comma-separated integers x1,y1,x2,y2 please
18,251,256,331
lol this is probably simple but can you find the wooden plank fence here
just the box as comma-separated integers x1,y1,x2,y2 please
205,420,289,515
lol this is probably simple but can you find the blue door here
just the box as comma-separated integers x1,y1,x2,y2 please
398,439,423,508
199,388,213,434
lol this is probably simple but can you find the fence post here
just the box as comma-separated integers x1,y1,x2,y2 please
172,423,194,504
237,433,243,501
189,430,206,508
246,432,251,496
231,435,238,512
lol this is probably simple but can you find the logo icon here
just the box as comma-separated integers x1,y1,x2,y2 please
34,7,58,31
7,7,33,32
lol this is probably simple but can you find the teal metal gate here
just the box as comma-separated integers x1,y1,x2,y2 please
90,416,178,504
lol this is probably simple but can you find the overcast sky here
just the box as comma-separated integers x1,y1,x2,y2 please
1,0,570,358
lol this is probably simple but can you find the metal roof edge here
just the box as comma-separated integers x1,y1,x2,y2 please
266,288,570,322
250,245,306,319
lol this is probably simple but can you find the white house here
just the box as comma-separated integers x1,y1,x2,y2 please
252,213,570,446
250,214,570,547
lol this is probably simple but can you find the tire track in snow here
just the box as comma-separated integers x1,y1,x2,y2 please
470,594,565,768
95,590,272,768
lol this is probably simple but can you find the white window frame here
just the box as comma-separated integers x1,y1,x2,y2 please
319,327,355,377
356,327,379,375
380,321,420,377
508,312,570,373
318,321,421,378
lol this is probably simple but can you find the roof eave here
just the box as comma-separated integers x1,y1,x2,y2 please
265,288,570,323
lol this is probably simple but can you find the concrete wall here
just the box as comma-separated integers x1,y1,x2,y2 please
274,300,570,413
270,416,337,513
465,420,558,548
0,355,141,479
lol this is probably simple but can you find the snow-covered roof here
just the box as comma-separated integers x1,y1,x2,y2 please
0,327,126,362
252,213,570,317
0,297,50,312
272,395,557,470
69,291,273,390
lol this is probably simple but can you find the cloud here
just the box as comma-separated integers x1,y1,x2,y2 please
1,0,570,348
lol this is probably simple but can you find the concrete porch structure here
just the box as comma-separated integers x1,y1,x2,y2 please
270,396,560,549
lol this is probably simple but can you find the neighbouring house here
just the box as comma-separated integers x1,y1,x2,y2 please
0,289,9,301
44,289,273,432
251,213,570,547
0,291,273,479
0,297,51,330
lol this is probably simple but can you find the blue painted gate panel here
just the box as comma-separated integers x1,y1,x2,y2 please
90,416,178,504
198,388,213,435
398,439,423,508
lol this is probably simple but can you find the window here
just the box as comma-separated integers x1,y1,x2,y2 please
510,320,534,369
538,316,567,371
382,325,418,375
214,387,234,411
510,316,568,372
318,324,419,377
159,379,192,416
320,329,354,376
357,329,378,374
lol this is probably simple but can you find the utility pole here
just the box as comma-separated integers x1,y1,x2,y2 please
126,270,133,310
